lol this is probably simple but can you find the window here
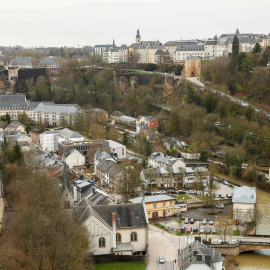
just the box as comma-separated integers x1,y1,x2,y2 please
153,203,157,208
99,237,106,248
116,233,121,243
131,232,137,242
163,202,166,207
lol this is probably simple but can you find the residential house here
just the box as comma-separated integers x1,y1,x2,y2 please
94,150,115,173
6,122,25,133
179,240,224,270
74,181,114,205
75,202,148,255
107,140,126,160
103,47,119,63
40,130,59,152
95,159,122,190
118,44,129,63
141,166,208,189
66,149,85,168
9,57,32,69
136,116,159,133
232,186,256,222
148,152,186,169
110,111,123,122
37,57,58,68
129,194,176,219
18,141,30,151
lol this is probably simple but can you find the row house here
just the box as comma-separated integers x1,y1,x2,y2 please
141,166,209,189
148,152,186,169
136,115,159,133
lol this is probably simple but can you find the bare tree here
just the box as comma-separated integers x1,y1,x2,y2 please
216,216,234,242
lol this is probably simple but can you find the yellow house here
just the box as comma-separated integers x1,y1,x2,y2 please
129,195,176,219
6,122,25,133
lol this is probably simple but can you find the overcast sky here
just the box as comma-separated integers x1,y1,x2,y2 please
1,0,269,48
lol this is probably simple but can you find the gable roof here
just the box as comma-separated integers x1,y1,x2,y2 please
111,111,123,117
59,128,83,139
33,103,80,114
0,94,31,109
232,186,256,204
129,194,175,204
38,57,58,67
90,203,148,228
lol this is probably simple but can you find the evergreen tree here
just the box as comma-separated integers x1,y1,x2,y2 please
252,42,261,54
144,140,152,157
9,142,24,165
122,133,129,147
5,113,11,124
230,35,240,74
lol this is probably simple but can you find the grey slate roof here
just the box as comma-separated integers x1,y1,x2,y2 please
176,45,204,51
38,57,58,67
181,240,224,269
129,194,175,204
0,94,31,109
90,203,148,228
59,128,83,139
232,186,256,204
33,103,80,114
9,57,32,66
111,110,123,117
205,40,218,45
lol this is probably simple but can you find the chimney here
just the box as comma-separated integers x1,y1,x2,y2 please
112,213,116,248
205,254,211,266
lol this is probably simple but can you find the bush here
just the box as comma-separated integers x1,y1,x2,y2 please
145,64,157,71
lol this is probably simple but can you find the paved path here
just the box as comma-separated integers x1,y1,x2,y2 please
148,224,191,270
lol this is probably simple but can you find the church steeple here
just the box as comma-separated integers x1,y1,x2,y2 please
62,162,71,192
136,29,141,44
113,39,115,47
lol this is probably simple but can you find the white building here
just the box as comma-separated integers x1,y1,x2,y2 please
232,186,256,222
148,152,186,169
107,140,126,160
40,130,59,152
33,103,82,126
75,202,148,255
103,48,119,63
66,149,85,168
175,45,207,61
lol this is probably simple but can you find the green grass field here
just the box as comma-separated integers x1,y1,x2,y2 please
95,262,146,270
175,194,191,201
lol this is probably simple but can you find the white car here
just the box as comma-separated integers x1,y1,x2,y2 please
159,255,165,264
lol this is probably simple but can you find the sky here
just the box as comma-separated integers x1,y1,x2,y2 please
1,0,269,48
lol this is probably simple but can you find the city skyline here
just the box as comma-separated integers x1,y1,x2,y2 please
1,0,269,48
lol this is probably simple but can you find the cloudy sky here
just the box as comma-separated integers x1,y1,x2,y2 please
1,0,269,48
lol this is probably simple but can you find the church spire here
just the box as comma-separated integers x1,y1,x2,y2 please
62,162,71,192
136,29,141,44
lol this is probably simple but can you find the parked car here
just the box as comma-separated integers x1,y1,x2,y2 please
160,190,166,194
235,220,240,225
168,190,177,194
159,255,165,264
218,178,224,183
190,219,195,224
143,191,151,196
223,180,229,185
212,227,218,234
202,219,207,225
187,227,193,233
199,227,205,233
193,227,198,233
216,204,224,209
189,190,196,194
206,228,211,234
226,194,232,198
219,194,225,199
184,218,189,224
180,226,186,233
215,194,219,198
209,219,214,225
